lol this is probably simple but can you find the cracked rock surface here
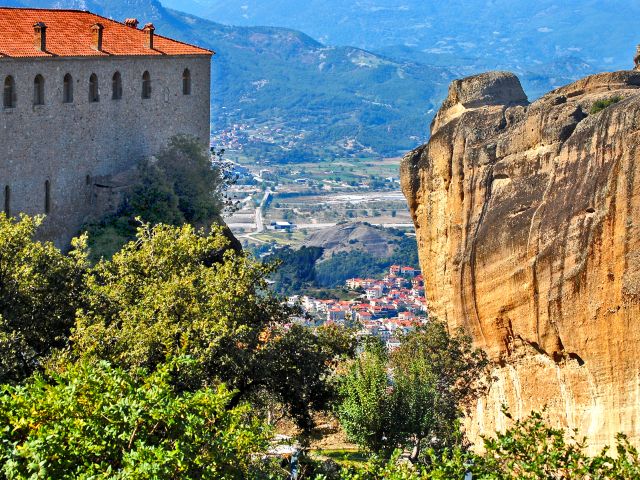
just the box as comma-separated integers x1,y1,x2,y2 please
401,70,640,451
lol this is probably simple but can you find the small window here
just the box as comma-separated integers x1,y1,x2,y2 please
89,73,99,103
3,185,9,216
142,71,151,99
3,76,16,108
33,74,45,106
44,180,51,214
182,68,191,95
112,71,122,100
63,73,73,103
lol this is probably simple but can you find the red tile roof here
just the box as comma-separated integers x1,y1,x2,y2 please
0,8,213,58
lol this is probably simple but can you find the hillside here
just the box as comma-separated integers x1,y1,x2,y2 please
8,0,452,158
8,0,601,159
162,0,638,73
266,222,419,294
162,0,640,101
303,222,400,260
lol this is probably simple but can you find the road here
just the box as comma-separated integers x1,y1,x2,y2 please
255,189,271,233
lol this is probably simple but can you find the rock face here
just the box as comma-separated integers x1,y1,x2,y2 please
401,70,640,451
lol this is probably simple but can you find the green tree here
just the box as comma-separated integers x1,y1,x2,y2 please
0,214,87,384
85,135,229,260
155,135,226,226
336,322,488,462
0,358,272,479
71,222,350,430
268,246,324,295
336,339,402,454
392,321,489,462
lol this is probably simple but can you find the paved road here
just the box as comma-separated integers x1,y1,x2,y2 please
255,189,271,233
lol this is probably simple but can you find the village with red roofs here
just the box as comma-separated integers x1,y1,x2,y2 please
290,265,427,349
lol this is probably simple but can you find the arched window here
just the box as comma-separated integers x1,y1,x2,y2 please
44,180,51,214
112,71,122,100
33,74,45,105
182,68,191,95
3,76,16,108
89,73,99,102
141,71,151,99
63,73,73,103
3,186,9,216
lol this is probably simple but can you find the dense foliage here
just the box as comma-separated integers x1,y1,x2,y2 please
84,135,229,260
0,214,87,384
391,323,489,461
0,215,354,478
313,411,640,479
70,222,353,430
336,340,403,455
336,322,488,460
267,234,419,295
0,358,271,479
268,246,325,295
1,213,640,477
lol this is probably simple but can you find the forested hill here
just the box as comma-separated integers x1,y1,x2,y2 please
161,0,638,73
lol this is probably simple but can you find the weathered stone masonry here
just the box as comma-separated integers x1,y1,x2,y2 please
0,9,212,246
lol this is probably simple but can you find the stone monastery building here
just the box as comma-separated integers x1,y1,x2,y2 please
0,8,213,245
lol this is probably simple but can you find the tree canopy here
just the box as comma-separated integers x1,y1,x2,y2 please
0,214,87,384
336,322,488,460
70,222,353,430
0,358,272,479
85,135,231,260
1,214,640,478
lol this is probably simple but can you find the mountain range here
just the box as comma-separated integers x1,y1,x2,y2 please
3,0,621,159
160,0,640,72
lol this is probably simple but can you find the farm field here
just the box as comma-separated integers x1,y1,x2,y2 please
223,155,414,251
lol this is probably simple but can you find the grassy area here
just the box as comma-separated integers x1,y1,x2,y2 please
311,449,369,467
251,231,308,246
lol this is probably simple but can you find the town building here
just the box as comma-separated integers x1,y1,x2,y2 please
0,8,213,245
299,265,428,349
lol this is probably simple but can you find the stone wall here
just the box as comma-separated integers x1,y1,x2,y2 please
0,54,211,246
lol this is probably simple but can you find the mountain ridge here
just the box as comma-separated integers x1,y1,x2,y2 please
161,0,639,72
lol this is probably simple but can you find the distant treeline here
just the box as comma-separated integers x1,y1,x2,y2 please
267,235,420,295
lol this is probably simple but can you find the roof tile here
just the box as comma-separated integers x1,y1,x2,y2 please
0,8,212,58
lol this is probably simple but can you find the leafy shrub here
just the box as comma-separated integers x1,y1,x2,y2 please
477,410,640,479
336,323,488,460
71,222,352,431
0,214,87,384
590,96,622,114
314,411,640,479
0,358,271,479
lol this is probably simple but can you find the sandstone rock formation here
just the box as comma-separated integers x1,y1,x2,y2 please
401,69,640,451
